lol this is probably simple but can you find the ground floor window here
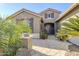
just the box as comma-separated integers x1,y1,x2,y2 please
28,18,33,32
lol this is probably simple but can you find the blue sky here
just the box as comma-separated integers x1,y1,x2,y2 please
0,3,72,17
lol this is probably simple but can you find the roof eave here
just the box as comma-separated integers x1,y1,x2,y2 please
7,8,42,19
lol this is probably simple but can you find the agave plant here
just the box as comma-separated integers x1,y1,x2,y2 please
0,17,32,56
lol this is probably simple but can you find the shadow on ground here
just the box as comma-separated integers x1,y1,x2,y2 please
31,49,48,56
65,45,79,56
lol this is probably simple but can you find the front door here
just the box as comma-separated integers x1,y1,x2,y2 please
45,23,54,35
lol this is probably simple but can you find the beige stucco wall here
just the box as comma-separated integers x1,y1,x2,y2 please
12,11,41,33
40,9,60,23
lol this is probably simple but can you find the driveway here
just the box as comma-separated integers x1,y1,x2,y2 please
31,39,71,56
69,37,79,46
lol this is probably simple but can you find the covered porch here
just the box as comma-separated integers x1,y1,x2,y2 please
44,23,55,35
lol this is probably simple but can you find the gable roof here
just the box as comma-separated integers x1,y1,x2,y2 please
40,8,61,14
8,8,42,18
55,3,79,22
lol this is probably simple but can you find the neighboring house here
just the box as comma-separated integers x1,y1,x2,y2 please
8,8,61,35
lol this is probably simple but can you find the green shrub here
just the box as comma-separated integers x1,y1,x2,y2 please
40,32,48,39
0,17,32,56
56,29,69,41
56,34,69,41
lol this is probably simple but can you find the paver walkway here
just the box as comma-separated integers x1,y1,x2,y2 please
31,39,71,56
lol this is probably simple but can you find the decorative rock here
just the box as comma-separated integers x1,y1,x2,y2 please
0,48,4,56
16,48,32,56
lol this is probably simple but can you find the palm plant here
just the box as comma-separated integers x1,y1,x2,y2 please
57,15,79,41
62,15,79,36
0,17,32,56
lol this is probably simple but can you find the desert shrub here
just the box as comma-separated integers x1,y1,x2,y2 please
0,17,32,56
56,29,69,41
40,32,48,39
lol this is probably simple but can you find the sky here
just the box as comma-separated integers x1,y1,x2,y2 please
0,3,72,17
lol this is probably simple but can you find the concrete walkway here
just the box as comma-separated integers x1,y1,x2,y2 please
31,39,71,56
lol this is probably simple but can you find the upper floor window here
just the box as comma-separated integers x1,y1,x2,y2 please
48,14,51,18
45,13,54,19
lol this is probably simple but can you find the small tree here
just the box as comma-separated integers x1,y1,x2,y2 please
0,17,32,55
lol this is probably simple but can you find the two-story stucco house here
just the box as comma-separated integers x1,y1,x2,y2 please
8,8,61,35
